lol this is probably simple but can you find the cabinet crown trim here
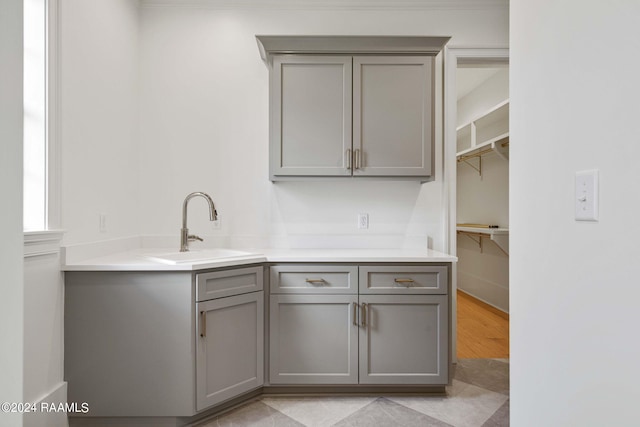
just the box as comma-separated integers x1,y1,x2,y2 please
256,35,450,62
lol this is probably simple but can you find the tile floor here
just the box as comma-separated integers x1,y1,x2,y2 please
194,359,509,427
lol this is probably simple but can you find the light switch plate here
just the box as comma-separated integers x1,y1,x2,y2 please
358,213,369,229
575,170,599,221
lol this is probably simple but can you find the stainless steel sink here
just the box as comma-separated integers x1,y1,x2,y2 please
146,249,256,265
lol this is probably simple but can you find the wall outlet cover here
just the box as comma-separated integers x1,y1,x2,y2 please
575,170,599,221
99,213,107,233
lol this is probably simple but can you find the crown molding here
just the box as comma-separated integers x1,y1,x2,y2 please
256,35,450,61
141,0,509,11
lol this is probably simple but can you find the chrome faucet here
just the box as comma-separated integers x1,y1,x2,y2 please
180,192,218,252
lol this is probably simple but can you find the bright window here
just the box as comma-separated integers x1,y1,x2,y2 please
23,0,47,231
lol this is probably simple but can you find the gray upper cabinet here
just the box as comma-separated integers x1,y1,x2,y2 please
271,55,352,177
353,56,433,177
268,54,435,180
258,35,449,181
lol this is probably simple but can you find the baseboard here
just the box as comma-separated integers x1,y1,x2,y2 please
23,381,68,427
457,271,509,313
458,289,509,320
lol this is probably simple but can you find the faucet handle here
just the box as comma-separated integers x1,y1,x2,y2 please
188,234,204,242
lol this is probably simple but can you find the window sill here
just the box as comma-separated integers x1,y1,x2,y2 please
24,229,65,258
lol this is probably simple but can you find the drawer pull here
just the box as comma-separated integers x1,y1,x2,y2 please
200,311,206,338
361,303,367,327
394,278,415,285
353,302,359,326
305,278,326,285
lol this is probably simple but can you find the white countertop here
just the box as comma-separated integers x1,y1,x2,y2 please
62,247,457,272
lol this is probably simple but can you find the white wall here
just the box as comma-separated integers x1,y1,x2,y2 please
0,0,25,425
137,2,509,251
59,0,140,245
457,68,509,127
511,0,640,425
456,69,509,311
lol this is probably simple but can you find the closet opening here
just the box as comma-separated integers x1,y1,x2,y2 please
455,62,509,359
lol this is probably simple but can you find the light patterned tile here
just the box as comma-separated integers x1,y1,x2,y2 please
388,380,508,427
454,359,510,396
333,397,454,427
482,399,509,427
195,401,304,427
261,396,376,427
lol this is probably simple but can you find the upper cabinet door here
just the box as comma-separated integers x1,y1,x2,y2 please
271,55,352,178
353,56,433,177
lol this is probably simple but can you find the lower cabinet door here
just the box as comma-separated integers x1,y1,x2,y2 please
358,295,448,385
196,291,264,411
270,294,359,384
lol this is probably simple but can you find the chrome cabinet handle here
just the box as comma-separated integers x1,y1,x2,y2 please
200,310,206,338
353,302,359,326
354,149,360,170
346,149,352,170
361,303,367,327
305,278,326,285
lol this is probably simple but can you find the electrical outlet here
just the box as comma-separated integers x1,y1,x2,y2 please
358,213,369,229
99,213,107,233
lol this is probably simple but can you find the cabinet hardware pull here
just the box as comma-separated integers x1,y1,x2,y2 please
305,278,325,285
361,303,367,327
200,311,206,338
346,149,352,170
353,302,359,326
394,278,415,285
354,149,360,170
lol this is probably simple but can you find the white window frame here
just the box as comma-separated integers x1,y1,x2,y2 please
23,0,60,234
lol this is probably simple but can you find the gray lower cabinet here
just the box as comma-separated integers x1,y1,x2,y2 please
65,272,196,417
269,294,358,384
358,294,448,385
268,264,450,386
197,291,264,410
64,265,264,419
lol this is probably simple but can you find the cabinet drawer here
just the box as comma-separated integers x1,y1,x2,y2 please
196,266,263,302
270,265,358,294
359,265,448,295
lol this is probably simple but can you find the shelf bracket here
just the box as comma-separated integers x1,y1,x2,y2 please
490,234,509,256
456,138,509,176
457,230,509,256
494,139,510,161
460,155,482,177
458,230,483,252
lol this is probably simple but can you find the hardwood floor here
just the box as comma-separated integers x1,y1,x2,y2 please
457,290,509,359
